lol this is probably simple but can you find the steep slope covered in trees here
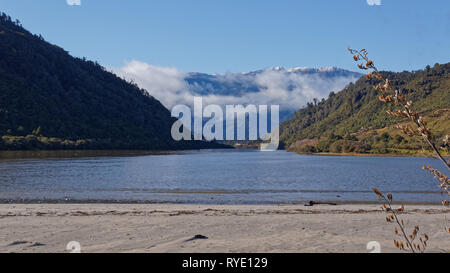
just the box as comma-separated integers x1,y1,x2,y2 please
0,13,220,150
280,63,450,154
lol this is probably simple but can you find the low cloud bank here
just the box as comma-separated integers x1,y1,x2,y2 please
112,60,361,111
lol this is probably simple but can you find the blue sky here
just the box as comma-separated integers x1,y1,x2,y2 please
0,0,449,74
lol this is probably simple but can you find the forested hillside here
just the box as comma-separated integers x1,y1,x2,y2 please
0,12,220,150
280,63,450,155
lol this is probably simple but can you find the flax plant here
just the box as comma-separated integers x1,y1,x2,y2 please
348,47,450,252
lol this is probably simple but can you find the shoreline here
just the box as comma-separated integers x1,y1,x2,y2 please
0,200,445,205
1,148,448,159
1,203,448,253
292,151,449,158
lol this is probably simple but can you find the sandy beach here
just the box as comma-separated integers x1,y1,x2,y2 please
0,204,448,253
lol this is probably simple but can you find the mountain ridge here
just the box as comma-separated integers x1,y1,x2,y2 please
181,66,362,122
0,12,222,150
280,62,450,155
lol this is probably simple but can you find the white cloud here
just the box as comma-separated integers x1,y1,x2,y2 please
366,0,381,6
67,0,81,6
112,60,194,108
112,60,360,114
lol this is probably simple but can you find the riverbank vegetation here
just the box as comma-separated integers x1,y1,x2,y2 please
280,62,450,156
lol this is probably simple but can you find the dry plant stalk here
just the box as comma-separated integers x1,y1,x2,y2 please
348,47,450,251
423,166,450,197
348,48,449,169
373,188,429,253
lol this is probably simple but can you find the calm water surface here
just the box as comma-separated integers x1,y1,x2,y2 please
0,149,447,204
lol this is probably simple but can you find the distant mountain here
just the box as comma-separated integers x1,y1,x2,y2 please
184,67,362,121
0,12,222,150
185,67,361,96
280,63,450,154
112,58,362,143
114,60,362,125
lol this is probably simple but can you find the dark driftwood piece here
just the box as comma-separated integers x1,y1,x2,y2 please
304,201,337,207
184,235,209,242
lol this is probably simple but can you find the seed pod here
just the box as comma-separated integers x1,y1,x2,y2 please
387,194,392,202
